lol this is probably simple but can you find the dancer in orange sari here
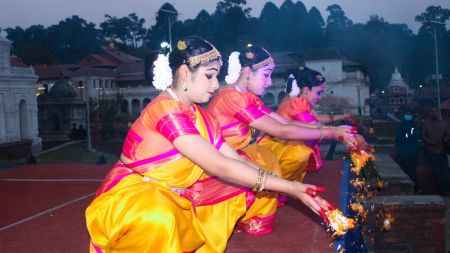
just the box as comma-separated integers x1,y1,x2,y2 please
85,37,333,253
207,46,356,206
269,67,367,174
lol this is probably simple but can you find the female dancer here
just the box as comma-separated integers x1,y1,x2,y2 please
207,46,356,185
262,67,367,173
85,37,332,253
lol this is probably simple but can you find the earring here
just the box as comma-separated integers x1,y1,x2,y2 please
182,83,188,92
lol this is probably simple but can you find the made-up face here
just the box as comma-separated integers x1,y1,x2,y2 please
247,62,275,96
187,60,221,104
303,83,327,106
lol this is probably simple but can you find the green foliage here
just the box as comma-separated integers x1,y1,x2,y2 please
89,93,130,139
100,13,146,48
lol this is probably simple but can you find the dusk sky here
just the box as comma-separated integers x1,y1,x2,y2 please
1,0,449,33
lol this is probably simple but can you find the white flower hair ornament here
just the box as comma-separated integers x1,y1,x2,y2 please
152,53,173,90
287,74,300,96
225,51,242,84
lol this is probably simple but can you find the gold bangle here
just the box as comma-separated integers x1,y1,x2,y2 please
253,169,265,192
258,170,268,192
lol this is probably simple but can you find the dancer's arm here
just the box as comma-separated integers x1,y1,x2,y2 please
173,135,323,214
250,114,355,144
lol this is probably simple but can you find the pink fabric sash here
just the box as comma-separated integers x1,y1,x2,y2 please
183,176,250,206
292,111,318,123
235,105,266,125
305,145,324,172
122,128,143,160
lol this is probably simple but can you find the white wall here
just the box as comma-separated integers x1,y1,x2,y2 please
306,59,370,116
306,59,344,83
0,67,41,151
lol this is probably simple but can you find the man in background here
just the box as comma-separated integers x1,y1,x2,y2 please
421,106,450,196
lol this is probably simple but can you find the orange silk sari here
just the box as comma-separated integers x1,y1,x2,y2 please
207,87,279,236
86,96,261,253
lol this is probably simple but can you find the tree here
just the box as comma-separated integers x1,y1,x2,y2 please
415,5,450,34
6,25,55,65
303,7,325,48
47,16,101,63
256,2,281,49
127,13,146,48
324,4,354,54
100,13,145,48
213,0,251,49
276,0,310,50
326,4,353,28
278,0,296,50
100,15,128,45
192,10,216,41
412,6,450,87
146,3,179,49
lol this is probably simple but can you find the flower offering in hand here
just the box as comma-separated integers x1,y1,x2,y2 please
325,209,357,236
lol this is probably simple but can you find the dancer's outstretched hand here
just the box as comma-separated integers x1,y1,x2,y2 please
290,183,329,216
330,126,357,148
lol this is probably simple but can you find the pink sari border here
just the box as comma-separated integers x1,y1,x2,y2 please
260,105,272,115
238,213,276,236
103,170,134,194
221,121,240,131
122,128,143,160
91,242,103,253
245,191,256,209
157,113,200,142
235,105,265,125
215,136,225,149
197,107,214,144
127,148,179,169
292,112,318,123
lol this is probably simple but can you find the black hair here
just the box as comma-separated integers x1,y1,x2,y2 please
291,66,326,90
144,36,221,86
239,45,272,70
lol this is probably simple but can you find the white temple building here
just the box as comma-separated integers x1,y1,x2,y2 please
304,49,370,116
0,30,41,155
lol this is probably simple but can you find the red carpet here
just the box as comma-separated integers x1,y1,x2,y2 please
0,161,343,253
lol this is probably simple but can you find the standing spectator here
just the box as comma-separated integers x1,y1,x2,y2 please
77,124,87,140
68,123,78,140
396,110,421,193
421,107,450,195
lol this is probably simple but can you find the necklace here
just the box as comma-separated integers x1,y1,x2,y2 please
166,87,197,121
166,87,179,101
234,84,243,92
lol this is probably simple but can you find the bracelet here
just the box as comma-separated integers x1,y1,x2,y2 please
252,169,265,192
323,127,333,140
318,127,324,143
258,170,269,192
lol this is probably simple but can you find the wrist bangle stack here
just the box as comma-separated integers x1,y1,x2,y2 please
253,169,268,192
